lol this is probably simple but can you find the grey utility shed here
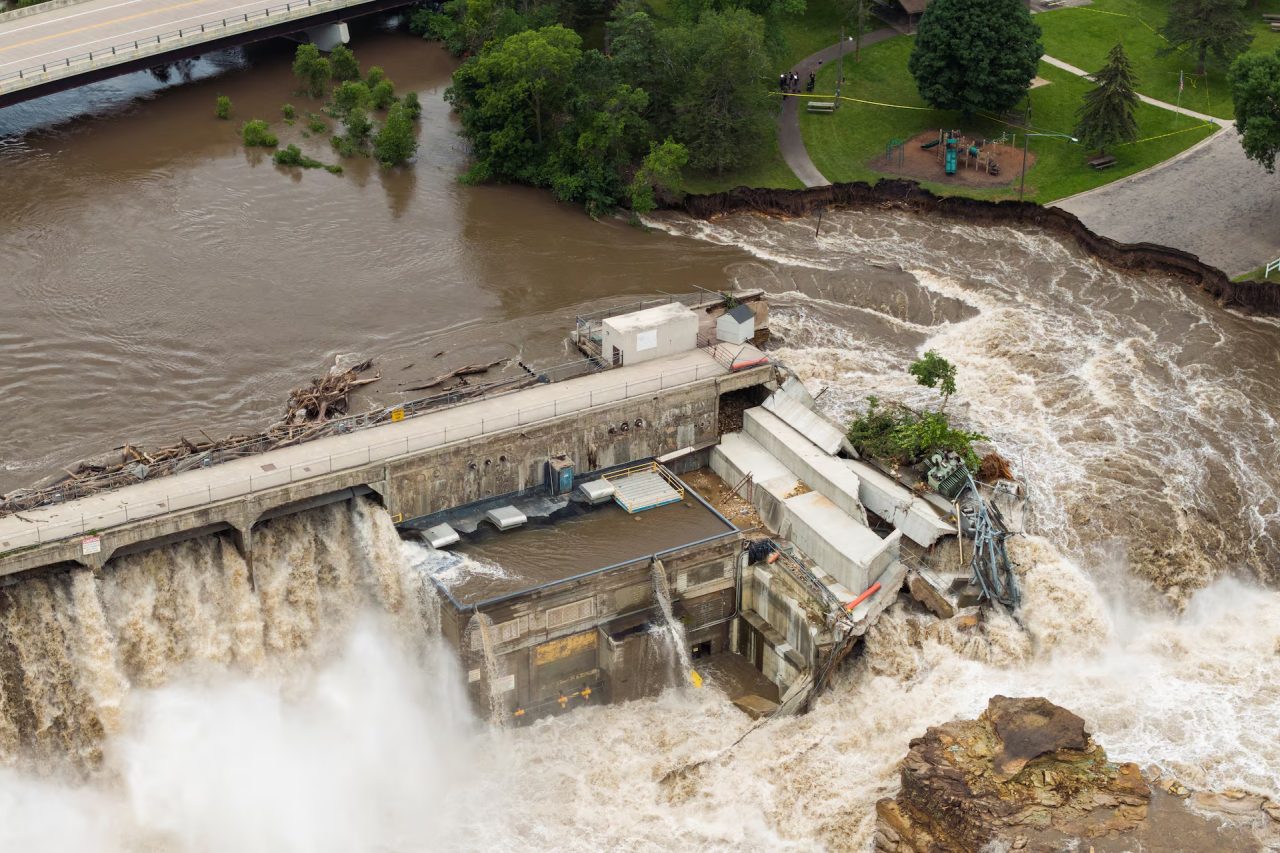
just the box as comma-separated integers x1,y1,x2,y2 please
716,304,756,345
600,303,699,366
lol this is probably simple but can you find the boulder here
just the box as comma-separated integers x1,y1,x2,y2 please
875,695,1274,852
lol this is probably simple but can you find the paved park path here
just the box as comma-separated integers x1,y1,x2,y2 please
777,28,898,188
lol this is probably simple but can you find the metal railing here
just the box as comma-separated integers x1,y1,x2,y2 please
602,460,686,513
0,0,377,93
1,359,734,554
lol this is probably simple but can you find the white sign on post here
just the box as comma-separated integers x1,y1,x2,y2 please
636,329,658,351
81,535,102,556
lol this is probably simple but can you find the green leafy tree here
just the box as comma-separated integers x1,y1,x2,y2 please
215,95,232,119
908,0,1042,115
374,102,419,165
909,350,957,410
273,144,324,168
447,25,584,182
281,103,297,121
333,80,372,116
241,119,278,147
1160,0,1252,75
402,92,423,120
329,44,360,81
345,107,373,147
292,44,332,98
670,9,773,175
607,8,673,125
370,79,397,110
367,65,388,88
1075,43,1140,156
1230,48,1280,172
629,138,688,214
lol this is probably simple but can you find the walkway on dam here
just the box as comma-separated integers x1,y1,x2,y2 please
0,348,729,553
0,0,387,103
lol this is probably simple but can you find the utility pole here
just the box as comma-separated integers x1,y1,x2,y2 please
835,25,845,107
1018,133,1029,201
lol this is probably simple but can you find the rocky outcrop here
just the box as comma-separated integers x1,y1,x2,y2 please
672,180,1280,316
875,695,1279,852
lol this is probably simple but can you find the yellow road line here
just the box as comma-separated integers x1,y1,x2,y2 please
0,0,213,54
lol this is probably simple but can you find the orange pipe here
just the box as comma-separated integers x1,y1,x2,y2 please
844,581,882,612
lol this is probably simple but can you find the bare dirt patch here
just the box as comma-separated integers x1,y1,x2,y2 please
870,130,1034,188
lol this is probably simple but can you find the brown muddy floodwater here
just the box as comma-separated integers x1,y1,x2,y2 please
0,21,748,493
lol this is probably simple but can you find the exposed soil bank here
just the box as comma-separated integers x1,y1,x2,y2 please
672,179,1280,316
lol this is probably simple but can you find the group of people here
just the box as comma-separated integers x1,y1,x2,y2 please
777,71,817,97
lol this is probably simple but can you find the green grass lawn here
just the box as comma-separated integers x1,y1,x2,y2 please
1036,0,1280,120
797,36,1218,202
683,134,805,193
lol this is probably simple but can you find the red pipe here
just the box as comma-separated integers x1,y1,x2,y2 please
844,581,882,612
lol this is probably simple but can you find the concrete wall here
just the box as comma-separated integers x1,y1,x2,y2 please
601,305,698,367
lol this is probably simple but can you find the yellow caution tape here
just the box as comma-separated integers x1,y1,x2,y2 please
1118,122,1216,146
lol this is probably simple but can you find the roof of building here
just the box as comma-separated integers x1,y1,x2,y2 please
724,304,755,324
898,0,928,14
602,302,698,332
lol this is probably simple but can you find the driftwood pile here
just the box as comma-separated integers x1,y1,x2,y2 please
0,356,525,517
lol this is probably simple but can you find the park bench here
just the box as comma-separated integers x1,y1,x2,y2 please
1042,0,1067,7
1263,13,1280,20
807,101,835,113
1271,21,1280,31
1088,154,1117,170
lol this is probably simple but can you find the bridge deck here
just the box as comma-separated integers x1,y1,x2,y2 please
0,348,730,553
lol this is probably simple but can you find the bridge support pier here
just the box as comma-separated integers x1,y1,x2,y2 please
304,21,349,52
226,512,256,591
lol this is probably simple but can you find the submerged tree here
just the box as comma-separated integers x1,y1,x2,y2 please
329,44,360,81
629,138,688,214
292,44,331,98
1160,0,1252,75
374,102,419,165
908,0,1042,115
909,350,957,410
1075,43,1140,156
1230,48,1280,171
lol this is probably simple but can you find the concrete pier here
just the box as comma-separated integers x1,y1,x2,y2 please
0,348,774,580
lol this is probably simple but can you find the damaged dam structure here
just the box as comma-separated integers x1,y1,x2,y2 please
0,293,973,733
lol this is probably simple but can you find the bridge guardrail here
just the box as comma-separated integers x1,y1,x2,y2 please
0,0,377,95
2,359,730,552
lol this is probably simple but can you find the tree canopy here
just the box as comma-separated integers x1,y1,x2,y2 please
1160,0,1252,75
907,0,1042,115
1075,43,1140,156
1230,48,1280,172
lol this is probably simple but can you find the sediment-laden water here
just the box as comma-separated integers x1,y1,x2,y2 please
2,19,1280,852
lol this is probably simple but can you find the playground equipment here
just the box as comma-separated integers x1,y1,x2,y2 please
932,129,1004,177
944,136,958,175
886,137,905,167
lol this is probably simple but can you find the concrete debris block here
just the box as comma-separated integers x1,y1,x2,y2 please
732,693,779,719
907,571,955,619
761,392,844,455
421,523,460,549
484,505,527,531
841,457,955,548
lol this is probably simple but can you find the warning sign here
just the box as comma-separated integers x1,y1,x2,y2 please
81,536,102,556
390,408,405,422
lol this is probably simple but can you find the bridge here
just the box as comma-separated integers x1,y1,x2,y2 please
0,0,407,107
0,346,775,584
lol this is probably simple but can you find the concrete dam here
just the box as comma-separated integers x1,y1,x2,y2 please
0,293,966,743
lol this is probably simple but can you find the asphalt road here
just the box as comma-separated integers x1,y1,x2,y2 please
0,0,306,79
1056,126,1280,278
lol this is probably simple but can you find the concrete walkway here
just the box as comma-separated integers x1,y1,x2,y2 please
777,28,898,188
1040,55,1232,127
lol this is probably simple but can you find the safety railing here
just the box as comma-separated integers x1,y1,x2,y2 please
601,460,686,513
0,0,378,93
0,358,743,553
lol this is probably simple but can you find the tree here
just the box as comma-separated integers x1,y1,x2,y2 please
447,25,584,182
374,102,419,165
1075,43,1140,156
215,95,231,119
333,80,372,116
345,107,372,147
370,79,397,110
1230,48,1280,171
329,44,360,81
629,138,688,214
670,9,773,175
241,119,278,147
292,44,331,97
908,0,1042,115
1160,0,1252,75
909,350,957,410
403,92,423,121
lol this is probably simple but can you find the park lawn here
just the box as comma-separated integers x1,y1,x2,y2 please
1036,0,1280,120
799,37,1218,202
682,134,805,193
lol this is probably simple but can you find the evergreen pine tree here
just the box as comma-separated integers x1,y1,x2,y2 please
1160,0,1253,74
1075,43,1140,156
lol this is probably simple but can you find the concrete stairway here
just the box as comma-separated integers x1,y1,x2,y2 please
610,470,682,513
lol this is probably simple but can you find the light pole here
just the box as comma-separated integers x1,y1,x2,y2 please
1018,131,1078,202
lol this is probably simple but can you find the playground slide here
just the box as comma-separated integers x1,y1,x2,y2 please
944,144,957,175
921,139,940,150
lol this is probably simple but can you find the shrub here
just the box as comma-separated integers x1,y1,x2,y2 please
401,91,422,121
908,350,957,410
215,95,232,120
345,106,372,146
366,65,387,88
370,79,396,110
281,103,296,120
374,102,417,165
325,163,344,174
241,119,278,147
846,397,987,471
330,135,356,157
273,144,324,168
292,44,331,98
332,80,371,117
307,116,327,134
329,44,360,81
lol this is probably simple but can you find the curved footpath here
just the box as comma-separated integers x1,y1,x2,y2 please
776,43,1279,277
